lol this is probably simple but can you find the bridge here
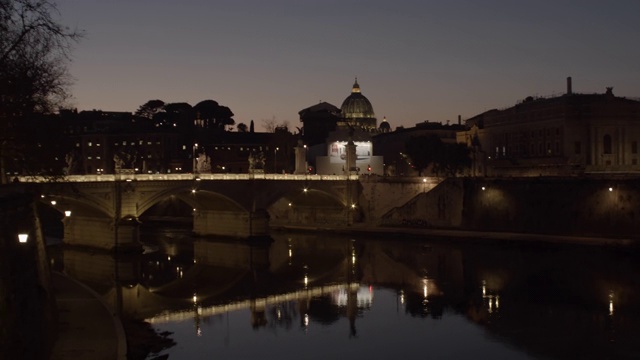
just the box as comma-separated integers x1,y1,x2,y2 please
17,173,443,250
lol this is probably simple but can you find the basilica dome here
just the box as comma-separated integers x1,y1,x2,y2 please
340,78,377,130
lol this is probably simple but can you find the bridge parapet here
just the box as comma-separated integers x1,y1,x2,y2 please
18,174,360,183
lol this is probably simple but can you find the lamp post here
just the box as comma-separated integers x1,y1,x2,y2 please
192,143,198,174
274,147,279,174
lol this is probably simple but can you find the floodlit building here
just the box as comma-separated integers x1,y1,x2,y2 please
301,79,384,175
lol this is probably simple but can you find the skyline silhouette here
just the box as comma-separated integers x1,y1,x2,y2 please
57,0,640,130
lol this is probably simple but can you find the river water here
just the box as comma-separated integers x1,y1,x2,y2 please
54,228,640,360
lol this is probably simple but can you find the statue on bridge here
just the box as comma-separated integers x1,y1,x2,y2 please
196,153,212,173
64,152,77,175
114,152,137,174
248,151,265,174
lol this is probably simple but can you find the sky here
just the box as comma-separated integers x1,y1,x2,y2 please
55,0,640,131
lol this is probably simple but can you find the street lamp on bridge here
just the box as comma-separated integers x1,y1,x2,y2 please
274,147,279,173
193,143,199,174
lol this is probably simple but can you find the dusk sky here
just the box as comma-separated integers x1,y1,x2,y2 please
56,0,640,131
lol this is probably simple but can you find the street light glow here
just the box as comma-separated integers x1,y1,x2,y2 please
18,233,28,243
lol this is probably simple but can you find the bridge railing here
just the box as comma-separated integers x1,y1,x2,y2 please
16,173,361,183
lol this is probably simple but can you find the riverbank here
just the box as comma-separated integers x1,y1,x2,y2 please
272,223,639,248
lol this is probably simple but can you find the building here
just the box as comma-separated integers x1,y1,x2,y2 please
301,79,385,175
202,128,297,174
298,102,341,147
373,120,465,176
73,111,187,174
457,78,640,176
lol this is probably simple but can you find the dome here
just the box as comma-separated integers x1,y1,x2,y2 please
379,116,391,131
340,78,376,129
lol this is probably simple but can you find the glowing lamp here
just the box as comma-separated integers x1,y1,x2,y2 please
64,210,72,217
18,233,28,243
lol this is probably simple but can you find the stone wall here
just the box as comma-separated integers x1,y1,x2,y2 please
381,177,640,238
460,177,640,237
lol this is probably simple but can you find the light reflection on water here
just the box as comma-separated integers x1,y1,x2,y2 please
56,230,640,360
151,288,532,360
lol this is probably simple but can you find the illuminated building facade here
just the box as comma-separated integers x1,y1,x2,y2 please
301,79,385,175
457,78,640,176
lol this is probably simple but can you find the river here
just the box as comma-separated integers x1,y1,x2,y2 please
53,227,640,359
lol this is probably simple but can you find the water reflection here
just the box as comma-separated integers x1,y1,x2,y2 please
55,231,640,359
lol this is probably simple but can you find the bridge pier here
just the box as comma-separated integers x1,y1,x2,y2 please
63,215,141,251
193,209,270,238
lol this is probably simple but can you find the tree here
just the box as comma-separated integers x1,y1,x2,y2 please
262,117,277,132
434,142,471,177
135,99,165,119
404,135,442,176
194,99,234,131
250,120,255,133
405,135,471,177
237,122,248,132
0,0,82,183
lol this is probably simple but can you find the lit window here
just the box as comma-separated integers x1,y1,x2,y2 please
76,143,80,147
88,142,92,147
123,141,127,146
147,141,152,145
96,143,101,147
96,156,101,160
182,145,186,150
87,156,92,160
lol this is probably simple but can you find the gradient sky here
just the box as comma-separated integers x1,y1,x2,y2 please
56,0,640,131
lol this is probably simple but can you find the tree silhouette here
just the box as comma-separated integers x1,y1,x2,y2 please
194,99,234,131
405,135,471,177
135,99,165,119
237,122,248,132
0,0,82,183
405,135,442,176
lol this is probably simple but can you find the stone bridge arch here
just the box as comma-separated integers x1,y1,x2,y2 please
136,184,246,216
19,176,364,250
